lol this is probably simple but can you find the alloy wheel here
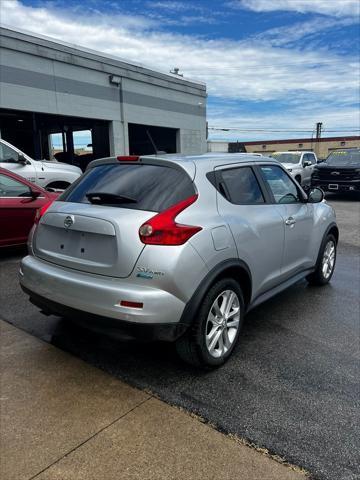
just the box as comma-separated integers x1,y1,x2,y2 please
205,289,240,359
322,240,336,279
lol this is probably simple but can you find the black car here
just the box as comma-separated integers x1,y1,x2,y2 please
311,148,360,193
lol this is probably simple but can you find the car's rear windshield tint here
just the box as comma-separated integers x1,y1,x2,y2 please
60,163,195,212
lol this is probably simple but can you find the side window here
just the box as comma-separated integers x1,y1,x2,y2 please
308,153,316,164
0,143,20,163
220,167,264,204
260,165,301,204
303,153,315,165
0,174,31,197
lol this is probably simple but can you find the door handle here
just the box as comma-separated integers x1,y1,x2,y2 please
285,217,296,226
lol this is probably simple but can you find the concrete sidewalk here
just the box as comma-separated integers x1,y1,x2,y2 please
0,319,307,480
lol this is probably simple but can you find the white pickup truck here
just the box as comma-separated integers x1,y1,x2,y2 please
0,139,82,191
270,151,319,186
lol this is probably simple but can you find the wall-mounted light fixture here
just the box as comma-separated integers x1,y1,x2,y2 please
109,75,121,86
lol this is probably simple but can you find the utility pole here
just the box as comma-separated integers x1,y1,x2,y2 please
315,122,323,157
316,122,323,139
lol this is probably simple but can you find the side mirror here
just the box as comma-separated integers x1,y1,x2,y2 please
303,160,312,167
308,187,324,203
18,154,28,165
31,190,41,199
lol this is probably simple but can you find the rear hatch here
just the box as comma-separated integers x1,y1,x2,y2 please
33,160,196,278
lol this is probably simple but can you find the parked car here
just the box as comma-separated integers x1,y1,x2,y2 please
0,168,58,247
0,139,82,191
271,151,318,185
311,148,360,193
20,153,338,367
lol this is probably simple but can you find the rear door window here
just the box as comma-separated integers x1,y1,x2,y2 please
60,163,195,212
218,167,264,204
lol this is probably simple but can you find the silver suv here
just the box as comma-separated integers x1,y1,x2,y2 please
20,154,338,367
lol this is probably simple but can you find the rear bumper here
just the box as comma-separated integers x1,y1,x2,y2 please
21,286,187,341
19,255,187,341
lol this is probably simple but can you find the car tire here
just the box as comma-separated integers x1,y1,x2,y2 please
307,233,337,286
176,278,245,368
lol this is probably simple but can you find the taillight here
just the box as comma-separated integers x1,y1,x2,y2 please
139,194,201,246
34,201,53,224
117,155,139,161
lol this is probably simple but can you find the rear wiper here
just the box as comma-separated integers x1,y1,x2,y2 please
86,192,137,204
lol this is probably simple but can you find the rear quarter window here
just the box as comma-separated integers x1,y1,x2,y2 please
60,163,196,212
207,166,264,205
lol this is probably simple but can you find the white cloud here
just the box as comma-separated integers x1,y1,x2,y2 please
208,105,359,141
0,0,358,140
248,16,357,47
147,1,201,12
233,0,360,17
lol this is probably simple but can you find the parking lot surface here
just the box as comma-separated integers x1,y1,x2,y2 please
2,320,304,480
1,194,359,480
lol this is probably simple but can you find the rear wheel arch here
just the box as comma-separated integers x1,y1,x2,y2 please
180,259,252,329
214,265,252,309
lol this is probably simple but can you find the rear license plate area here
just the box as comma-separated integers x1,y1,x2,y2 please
328,184,338,190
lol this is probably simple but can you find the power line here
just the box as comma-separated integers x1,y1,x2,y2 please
208,127,360,132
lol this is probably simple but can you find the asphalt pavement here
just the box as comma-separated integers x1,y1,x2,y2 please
1,193,359,480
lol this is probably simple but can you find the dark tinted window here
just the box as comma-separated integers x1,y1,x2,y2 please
260,165,300,204
60,163,195,212
218,167,264,204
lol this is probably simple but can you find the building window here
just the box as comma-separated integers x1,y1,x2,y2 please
262,145,267,149
340,141,346,146
298,143,303,148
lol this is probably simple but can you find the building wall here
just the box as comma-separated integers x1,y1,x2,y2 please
245,138,360,159
208,137,360,159
0,27,207,155
207,141,229,152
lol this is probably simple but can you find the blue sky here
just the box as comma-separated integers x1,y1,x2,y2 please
2,0,360,141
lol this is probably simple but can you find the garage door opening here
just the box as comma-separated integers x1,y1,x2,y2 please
0,108,110,171
128,123,178,155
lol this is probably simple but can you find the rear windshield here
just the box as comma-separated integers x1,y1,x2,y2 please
60,163,195,212
326,150,360,166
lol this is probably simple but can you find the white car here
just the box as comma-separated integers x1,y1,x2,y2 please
271,151,318,186
0,139,82,191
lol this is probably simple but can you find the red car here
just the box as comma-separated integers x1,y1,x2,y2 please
0,168,58,247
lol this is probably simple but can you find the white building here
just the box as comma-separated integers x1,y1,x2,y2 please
0,26,207,164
